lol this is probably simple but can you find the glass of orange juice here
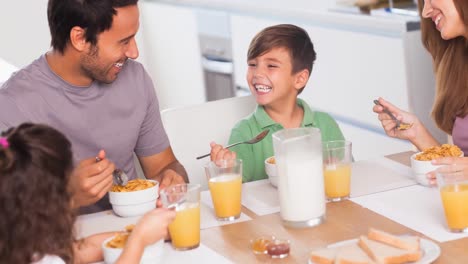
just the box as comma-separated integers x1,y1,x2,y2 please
204,159,242,221
323,140,352,202
437,170,468,233
160,184,201,250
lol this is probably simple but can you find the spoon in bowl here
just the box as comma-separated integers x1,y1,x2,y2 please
373,100,413,131
95,157,129,186
196,129,270,160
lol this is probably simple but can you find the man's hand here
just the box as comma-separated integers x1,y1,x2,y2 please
159,168,186,190
69,150,115,208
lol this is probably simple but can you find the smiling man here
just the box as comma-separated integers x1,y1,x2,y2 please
0,0,188,214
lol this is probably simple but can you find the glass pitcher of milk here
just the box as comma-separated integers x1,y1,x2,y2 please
272,128,325,228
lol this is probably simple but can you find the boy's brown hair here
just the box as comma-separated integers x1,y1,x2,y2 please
247,24,316,94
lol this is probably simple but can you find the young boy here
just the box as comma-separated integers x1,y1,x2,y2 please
210,24,345,182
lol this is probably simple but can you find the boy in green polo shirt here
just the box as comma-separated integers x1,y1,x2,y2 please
210,24,345,182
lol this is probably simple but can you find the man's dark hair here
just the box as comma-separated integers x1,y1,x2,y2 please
247,24,316,94
48,0,139,53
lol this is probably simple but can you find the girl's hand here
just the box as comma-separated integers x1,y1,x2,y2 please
129,208,176,247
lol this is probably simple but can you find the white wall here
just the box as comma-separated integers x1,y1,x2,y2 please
0,0,50,68
138,1,206,110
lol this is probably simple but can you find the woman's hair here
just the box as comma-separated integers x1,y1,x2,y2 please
0,123,75,263
247,24,316,94
47,0,139,54
418,0,468,134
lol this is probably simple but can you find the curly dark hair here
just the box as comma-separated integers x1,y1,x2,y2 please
0,123,75,263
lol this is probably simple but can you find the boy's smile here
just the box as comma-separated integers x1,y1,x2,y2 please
247,47,301,107
253,83,272,94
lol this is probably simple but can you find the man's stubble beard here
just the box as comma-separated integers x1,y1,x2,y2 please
81,45,114,84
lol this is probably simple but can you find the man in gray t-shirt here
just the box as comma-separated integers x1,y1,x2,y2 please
0,0,188,214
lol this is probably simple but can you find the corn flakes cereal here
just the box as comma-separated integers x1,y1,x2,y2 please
106,224,136,248
397,123,413,130
111,179,156,192
415,144,463,161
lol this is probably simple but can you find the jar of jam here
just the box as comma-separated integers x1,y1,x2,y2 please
251,236,290,258
266,239,290,258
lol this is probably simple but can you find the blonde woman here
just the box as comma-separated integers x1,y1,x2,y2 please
373,0,468,185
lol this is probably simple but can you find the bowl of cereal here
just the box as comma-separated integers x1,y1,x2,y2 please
102,225,164,264
410,144,463,186
265,156,278,187
109,179,159,217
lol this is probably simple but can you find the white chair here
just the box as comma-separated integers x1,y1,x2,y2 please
0,57,18,87
161,95,256,190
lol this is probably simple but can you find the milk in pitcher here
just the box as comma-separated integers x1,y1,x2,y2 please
273,127,325,228
277,150,325,226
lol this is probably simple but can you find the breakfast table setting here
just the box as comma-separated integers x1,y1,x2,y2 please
76,140,468,263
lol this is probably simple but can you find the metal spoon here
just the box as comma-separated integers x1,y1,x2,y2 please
95,157,129,186
373,100,413,131
196,129,270,160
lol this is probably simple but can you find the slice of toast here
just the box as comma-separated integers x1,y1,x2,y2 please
368,228,420,251
358,236,422,264
335,243,376,264
310,247,337,264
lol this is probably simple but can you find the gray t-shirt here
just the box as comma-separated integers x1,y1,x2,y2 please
0,54,170,214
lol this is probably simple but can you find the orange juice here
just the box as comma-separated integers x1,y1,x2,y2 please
323,164,351,199
208,173,242,219
440,184,468,230
169,203,200,249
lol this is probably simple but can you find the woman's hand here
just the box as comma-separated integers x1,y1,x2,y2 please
426,157,468,185
373,98,418,139
373,97,438,150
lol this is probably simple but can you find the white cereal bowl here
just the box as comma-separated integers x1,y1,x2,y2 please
265,156,278,187
102,236,164,264
410,152,464,186
109,180,159,217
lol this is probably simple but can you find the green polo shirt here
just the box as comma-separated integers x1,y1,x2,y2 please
228,98,345,182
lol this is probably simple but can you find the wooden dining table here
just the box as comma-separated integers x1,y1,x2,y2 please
200,151,468,263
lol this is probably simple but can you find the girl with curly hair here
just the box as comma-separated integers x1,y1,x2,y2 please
0,123,175,263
